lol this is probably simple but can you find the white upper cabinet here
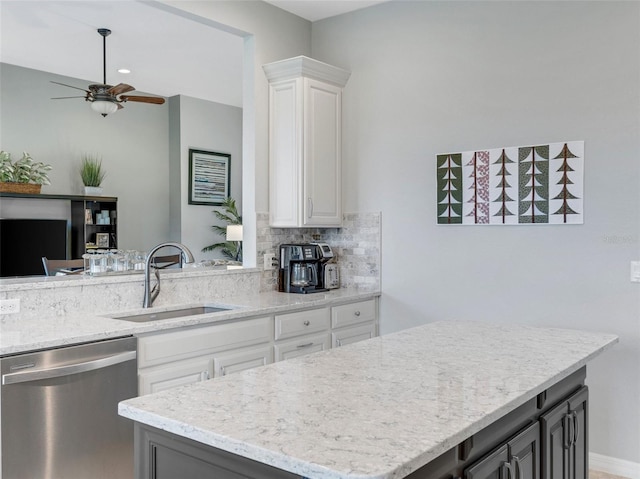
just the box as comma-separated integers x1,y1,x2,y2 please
264,56,350,227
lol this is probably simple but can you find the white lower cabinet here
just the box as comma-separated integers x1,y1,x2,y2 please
137,316,273,396
332,323,376,348
212,345,274,378
331,299,378,348
139,356,212,394
274,333,331,361
274,308,332,361
137,298,379,396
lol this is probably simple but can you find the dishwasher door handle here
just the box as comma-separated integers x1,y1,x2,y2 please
2,350,137,385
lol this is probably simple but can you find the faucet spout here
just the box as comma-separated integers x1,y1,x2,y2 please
143,242,195,308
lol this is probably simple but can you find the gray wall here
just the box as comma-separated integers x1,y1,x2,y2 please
171,95,243,261
312,0,639,464
0,63,170,251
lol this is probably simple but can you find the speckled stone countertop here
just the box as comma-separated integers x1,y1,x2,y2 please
0,289,379,356
119,321,617,479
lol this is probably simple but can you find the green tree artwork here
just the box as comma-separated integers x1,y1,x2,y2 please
518,145,549,224
436,141,583,226
437,154,463,224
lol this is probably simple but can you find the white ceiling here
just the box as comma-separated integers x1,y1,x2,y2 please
264,0,388,22
0,1,244,106
0,0,387,106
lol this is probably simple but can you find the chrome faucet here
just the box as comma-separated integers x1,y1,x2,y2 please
143,242,195,308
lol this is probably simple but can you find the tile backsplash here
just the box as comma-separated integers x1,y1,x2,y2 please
256,212,381,292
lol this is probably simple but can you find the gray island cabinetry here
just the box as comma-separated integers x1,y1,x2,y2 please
119,321,617,479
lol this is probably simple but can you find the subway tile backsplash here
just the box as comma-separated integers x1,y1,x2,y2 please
256,212,381,292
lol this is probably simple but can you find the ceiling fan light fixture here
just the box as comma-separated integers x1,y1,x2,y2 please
51,28,163,114
91,100,118,116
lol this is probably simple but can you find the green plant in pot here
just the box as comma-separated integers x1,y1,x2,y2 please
80,154,106,196
0,150,52,194
202,197,242,262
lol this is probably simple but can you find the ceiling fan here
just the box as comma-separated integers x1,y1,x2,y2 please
51,28,165,117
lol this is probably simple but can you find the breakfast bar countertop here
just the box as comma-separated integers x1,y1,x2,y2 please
0,288,379,356
118,320,617,479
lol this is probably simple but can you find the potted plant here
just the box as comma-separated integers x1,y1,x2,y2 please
0,150,52,194
80,154,106,195
202,197,242,261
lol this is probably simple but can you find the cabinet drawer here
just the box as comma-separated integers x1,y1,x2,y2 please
138,316,273,368
274,333,331,361
331,299,376,329
275,308,330,340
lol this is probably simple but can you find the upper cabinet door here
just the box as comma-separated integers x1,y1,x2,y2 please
268,78,303,227
303,78,342,226
264,56,350,228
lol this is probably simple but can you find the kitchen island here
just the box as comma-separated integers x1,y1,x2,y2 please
119,321,617,479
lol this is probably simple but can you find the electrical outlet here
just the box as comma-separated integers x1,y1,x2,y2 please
0,298,20,314
263,253,276,270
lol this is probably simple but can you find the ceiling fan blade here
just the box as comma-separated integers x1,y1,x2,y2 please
108,83,135,96
120,95,166,105
51,81,90,93
51,96,87,100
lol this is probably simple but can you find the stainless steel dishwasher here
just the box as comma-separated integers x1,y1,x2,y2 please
1,336,137,479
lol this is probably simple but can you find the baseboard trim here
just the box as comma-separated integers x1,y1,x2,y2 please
590,452,640,479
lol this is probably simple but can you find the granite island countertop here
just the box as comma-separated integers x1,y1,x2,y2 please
119,320,618,479
0,289,379,356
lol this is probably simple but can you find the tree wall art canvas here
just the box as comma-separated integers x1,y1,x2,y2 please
437,141,584,225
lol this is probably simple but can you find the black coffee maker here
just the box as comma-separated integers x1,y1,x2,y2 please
278,243,333,293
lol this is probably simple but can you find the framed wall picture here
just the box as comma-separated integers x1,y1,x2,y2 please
188,149,231,205
95,233,109,248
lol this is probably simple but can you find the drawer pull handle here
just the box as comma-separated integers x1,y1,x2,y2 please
297,342,314,348
354,311,361,316
303,320,310,326
220,366,226,376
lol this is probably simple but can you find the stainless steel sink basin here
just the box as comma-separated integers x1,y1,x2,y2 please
112,306,232,323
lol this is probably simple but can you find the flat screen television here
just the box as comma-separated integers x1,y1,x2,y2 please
0,219,69,277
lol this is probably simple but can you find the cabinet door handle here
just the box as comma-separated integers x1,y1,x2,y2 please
563,413,572,449
512,456,522,479
501,461,514,479
220,366,227,376
307,198,313,218
297,342,314,348
336,338,342,347
303,320,310,326
200,370,210,381
572,410,579,445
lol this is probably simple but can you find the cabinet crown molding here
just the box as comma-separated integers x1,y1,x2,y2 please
263,55,350,87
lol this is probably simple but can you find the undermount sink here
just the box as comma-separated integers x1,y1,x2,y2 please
112,306,233,323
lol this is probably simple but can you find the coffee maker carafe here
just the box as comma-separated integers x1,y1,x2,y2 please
291,263,315,287
278,243,333,293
